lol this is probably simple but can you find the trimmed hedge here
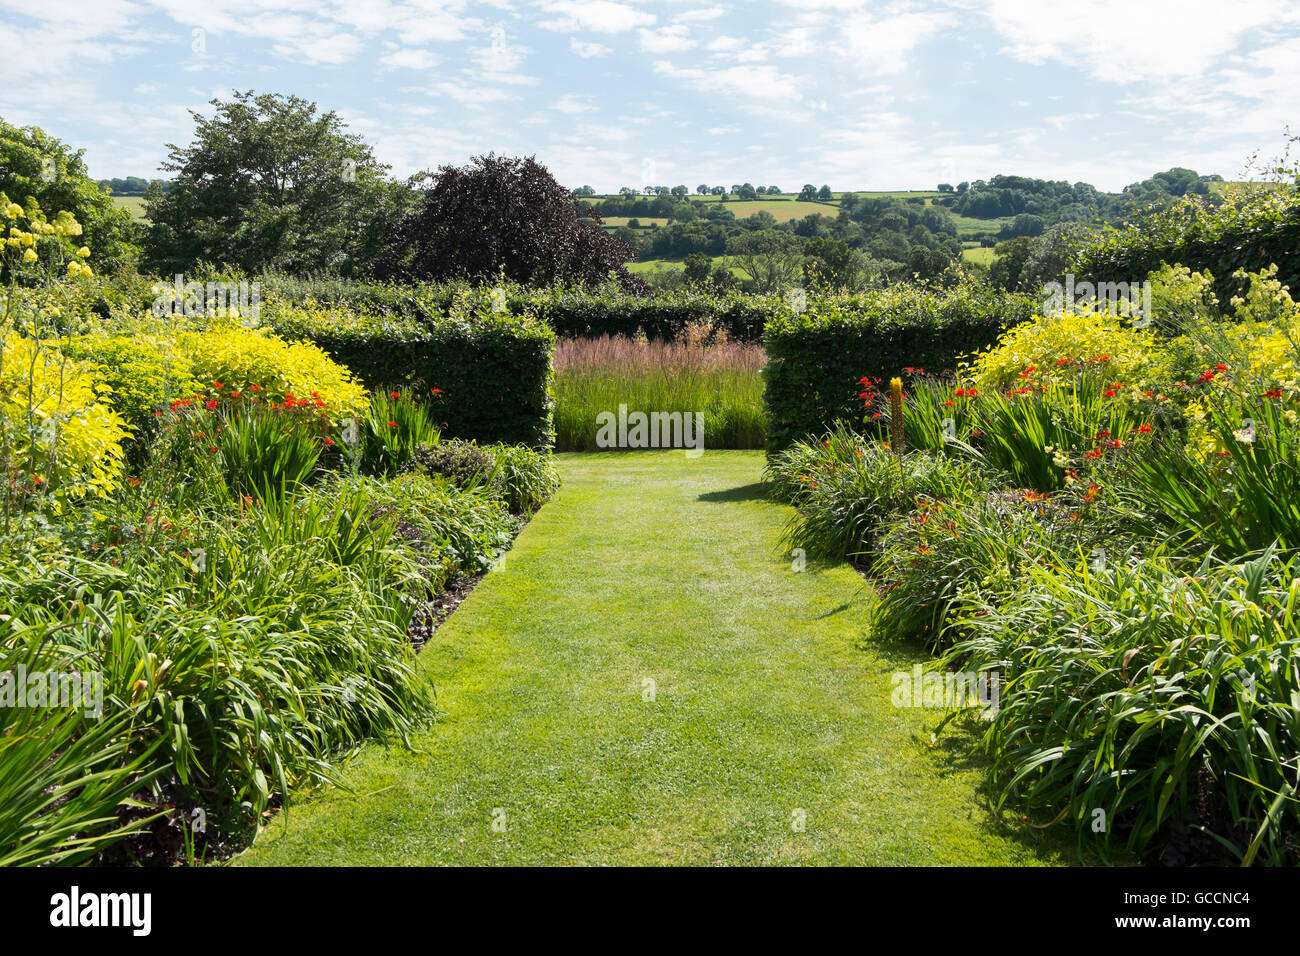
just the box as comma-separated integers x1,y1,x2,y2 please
267,298,555,449
257,274,777,342
763,284,1035,453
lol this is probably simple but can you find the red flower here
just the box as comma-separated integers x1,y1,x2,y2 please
205,400,218,409
1136,424,1152,434
1056,357,1074,366
390,391,400,399
1092,354,1111,363
1085,448,1104,459
250,384,261,391
388,420,398,428
943,400,954,407
954,388,966,397
213,381,223,388
1104,389,1116,398
153,409,162,416
1215,363,1228,372
231,390,241,398
324,437,336,446
1265,389,1284,399
432,388,443,394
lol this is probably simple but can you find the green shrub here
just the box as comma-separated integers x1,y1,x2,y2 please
0,624,162,866
0,481,436,834
266,295,556,448
406,440,498,491
766,424,986,562
347,387,442,478
869,485,1125,647
763,282,1035,452
367,472,518,575
1073,188,1300,306
483,442,560,515
947,548,1300,864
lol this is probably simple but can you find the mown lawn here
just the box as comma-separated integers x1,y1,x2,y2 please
236,451,1070,866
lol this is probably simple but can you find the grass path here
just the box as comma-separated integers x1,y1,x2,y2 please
237,451,1066,866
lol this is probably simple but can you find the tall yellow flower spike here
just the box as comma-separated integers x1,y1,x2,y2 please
889,377,905,455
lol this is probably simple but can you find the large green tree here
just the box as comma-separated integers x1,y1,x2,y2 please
0,116,139,271
143,92,410,276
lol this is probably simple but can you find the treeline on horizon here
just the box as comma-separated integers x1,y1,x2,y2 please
2,90,1290,301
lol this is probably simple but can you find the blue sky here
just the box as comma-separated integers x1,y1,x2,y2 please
2,0,1298,191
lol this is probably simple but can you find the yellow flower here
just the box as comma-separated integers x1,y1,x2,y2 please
77,246,90,259
21,248,37,263
2,202,22,219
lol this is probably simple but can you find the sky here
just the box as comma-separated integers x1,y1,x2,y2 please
1,0,1298,192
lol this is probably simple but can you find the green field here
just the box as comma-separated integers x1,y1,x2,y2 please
600,216,670,228
110,195,147,221
962,245,996,265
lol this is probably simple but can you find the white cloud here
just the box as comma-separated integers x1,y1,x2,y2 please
653,60,804,101
569,37,613,57
537,1,655,33
836,10,948,74
552,93,597,113
379,46,439,69
675,5,726,22
638,25,697,52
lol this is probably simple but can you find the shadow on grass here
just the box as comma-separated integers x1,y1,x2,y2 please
696,481,771,503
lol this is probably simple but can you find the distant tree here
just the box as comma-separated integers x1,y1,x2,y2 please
1,116,139,272
696,184,710,195
767,186,782,195
755,186,767,195
628,218,641,229
378,153,642,290
937,183,954,193
619,186,638,196
671,184,688,198
730,184,742,195
682,251,712,286
956,181,969,194
725,229,803,291
803,236,857,288
738,182,757,200
798,184,817,201
710,261,737,291
989,237,1033,291
710,185,726,195
572,184,596,197
143,91,407,276
817,184,832,201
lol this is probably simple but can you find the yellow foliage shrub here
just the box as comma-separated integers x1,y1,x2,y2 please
175,326,366,418
0,333,127,501
966,311,1169,392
